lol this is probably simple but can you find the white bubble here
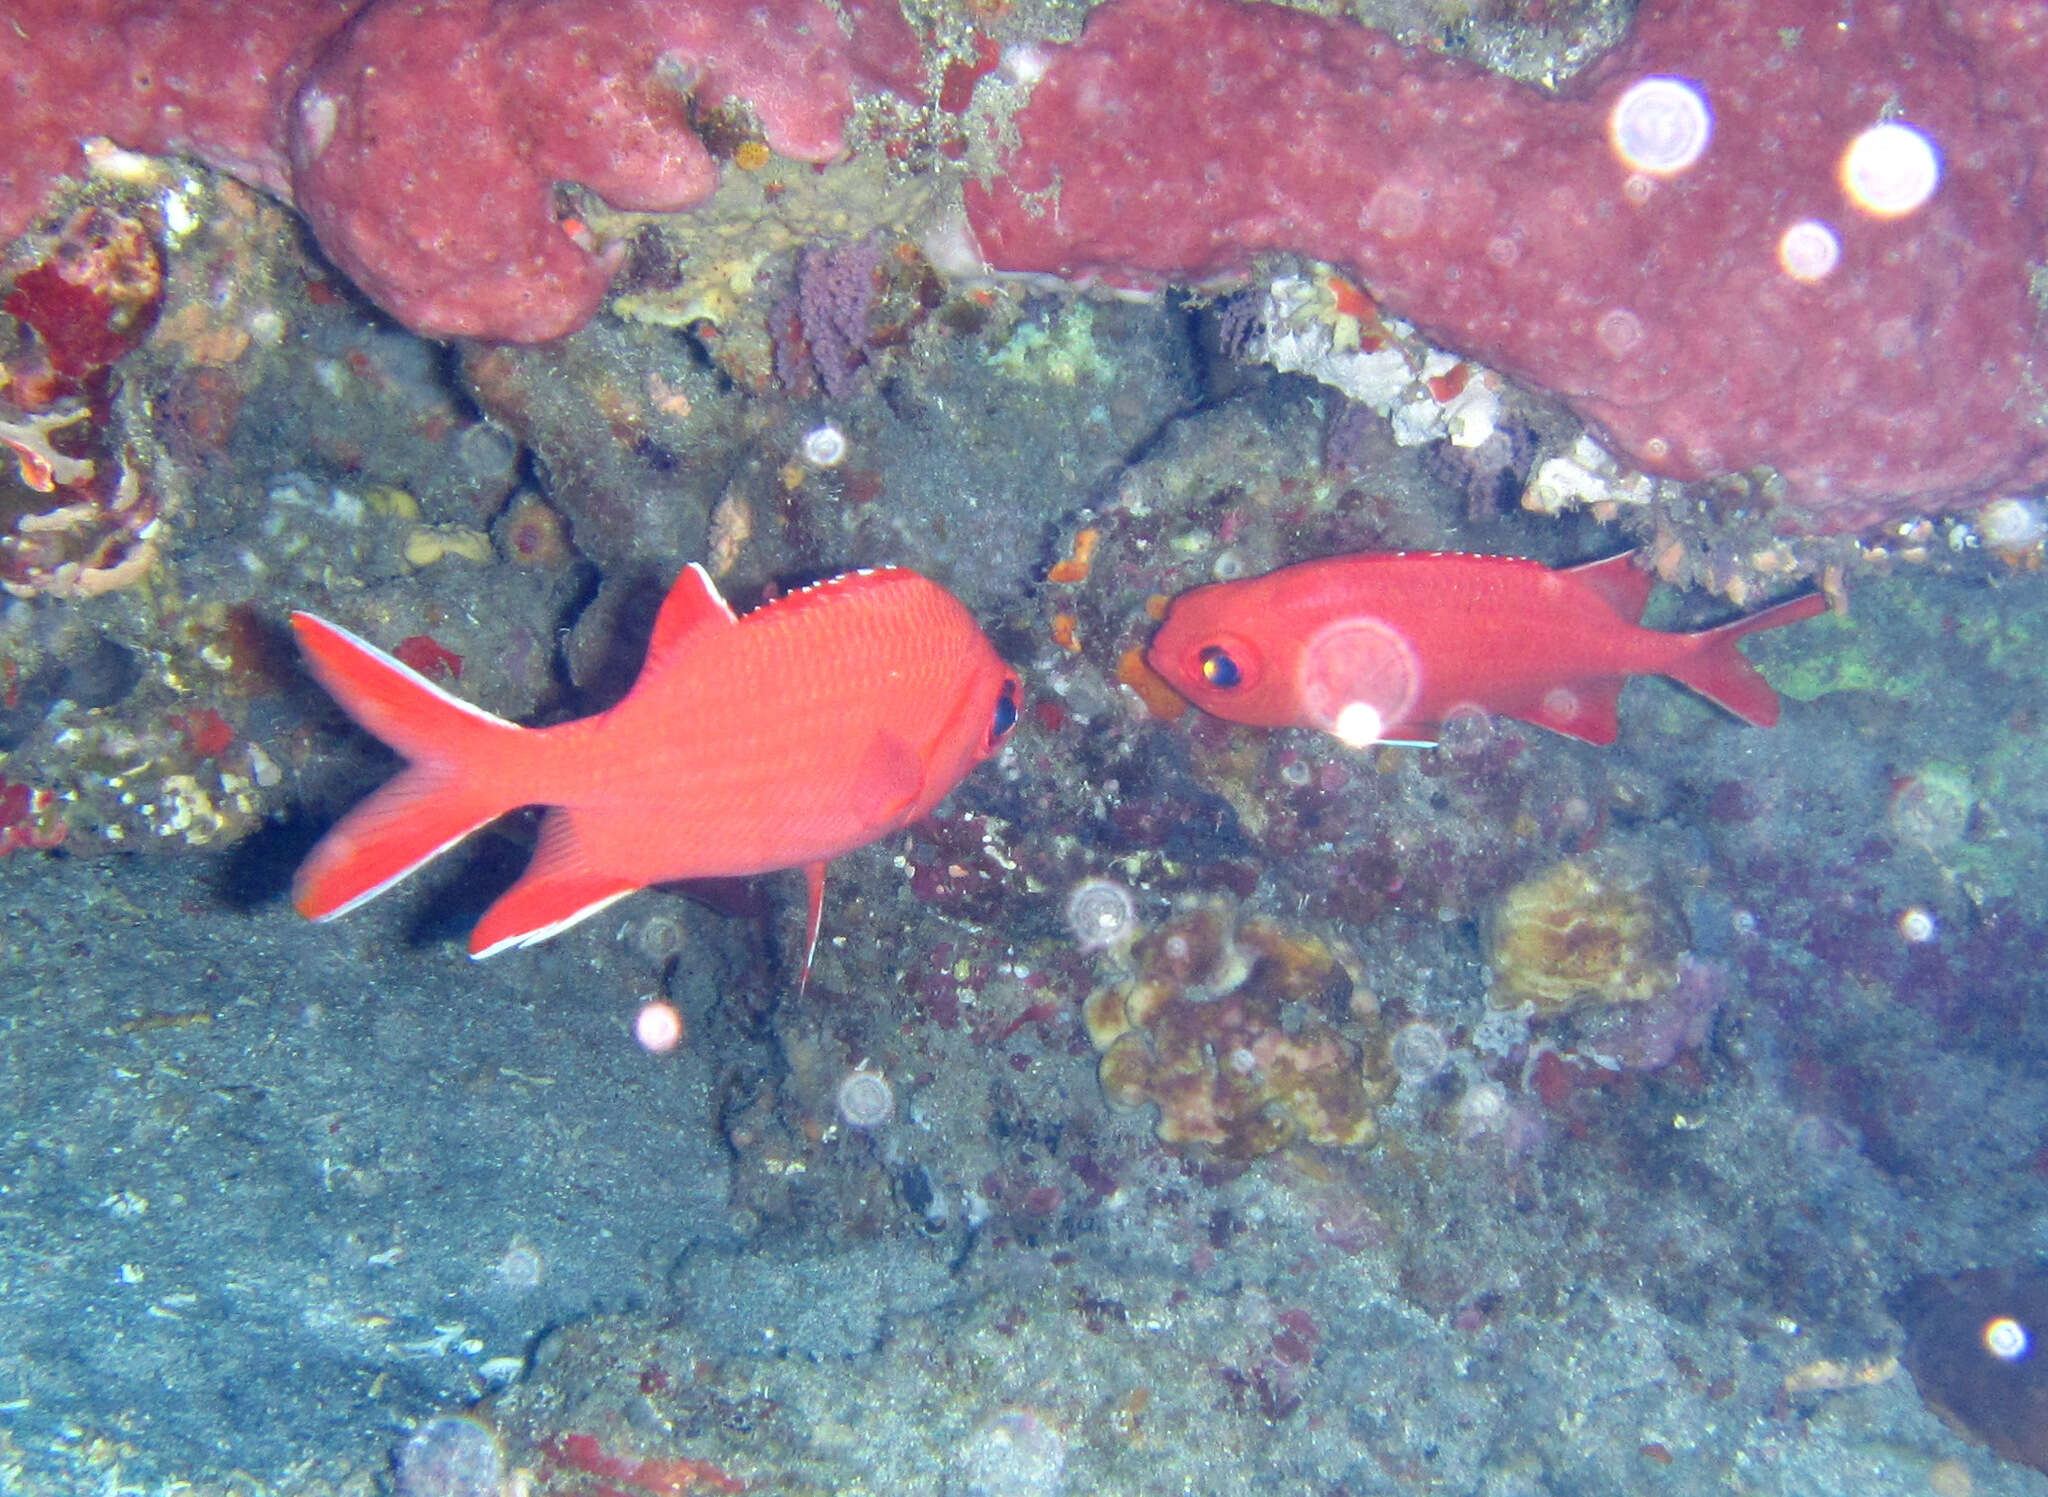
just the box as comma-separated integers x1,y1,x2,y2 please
1983,1315,2030,1361
1896,906,1938,944
1596,307,1645,356
954,1408,1066,1497
1454,1080,1509,1140
836,1067,895,1129
1000,43,1053,88
494,1241,544,1293
1300,616,1420,744
1065,876,1138,952
1610,77,1712,177
801,423,849,469
634,999,683,1053
1977,496,2048,558
1332,701,1386,749
1777,219,1841,282
394,1417,505,1497
1840,122,1940,217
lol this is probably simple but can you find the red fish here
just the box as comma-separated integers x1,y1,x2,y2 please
1147,550,1825,745
292,565,1020,982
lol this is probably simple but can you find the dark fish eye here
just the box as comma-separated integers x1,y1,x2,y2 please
1198,645,1243,689
989,679,1019,745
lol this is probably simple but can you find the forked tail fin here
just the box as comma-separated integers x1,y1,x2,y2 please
291,613,528,921
1663,592,1829,727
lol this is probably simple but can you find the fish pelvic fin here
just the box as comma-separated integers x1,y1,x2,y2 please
291,612,528,921
1664,591,1830,727
799,860,828,997
469,810,639,958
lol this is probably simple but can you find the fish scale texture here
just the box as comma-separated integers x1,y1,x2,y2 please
964,0,2048,530
295,567,1015,944
569,574,1001,875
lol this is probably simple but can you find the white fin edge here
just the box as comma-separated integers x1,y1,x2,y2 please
309,823,498,922
469,889,637,960
296,613,516,732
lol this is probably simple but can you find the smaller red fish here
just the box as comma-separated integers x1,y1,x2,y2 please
1147,550,1825,745
292,564,1020,984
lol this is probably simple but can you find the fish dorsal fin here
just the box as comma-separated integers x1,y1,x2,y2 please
753,566,915,626
644,563,739,673
1567,551,1656,624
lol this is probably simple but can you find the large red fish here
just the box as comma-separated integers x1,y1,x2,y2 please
292,565,1020,981
1147,550,1825,745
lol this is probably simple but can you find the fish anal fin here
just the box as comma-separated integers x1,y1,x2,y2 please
1567,551,1657,624
644,563,739,671
1505,679,1624,744
469,809,639,957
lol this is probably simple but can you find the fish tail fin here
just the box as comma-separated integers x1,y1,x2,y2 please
291,612,529,921
1665,592,1830,727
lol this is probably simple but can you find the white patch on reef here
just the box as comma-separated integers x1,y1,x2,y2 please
1523,434,1658,515
1252,275,1501,451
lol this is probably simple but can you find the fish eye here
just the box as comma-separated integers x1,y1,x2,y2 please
1198,645,1243,689
988,678,1020,746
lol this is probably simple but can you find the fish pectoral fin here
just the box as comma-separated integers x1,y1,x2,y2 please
469,810,639,958
799,860,828,997
1504,678,1625,745
849,730,929,826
